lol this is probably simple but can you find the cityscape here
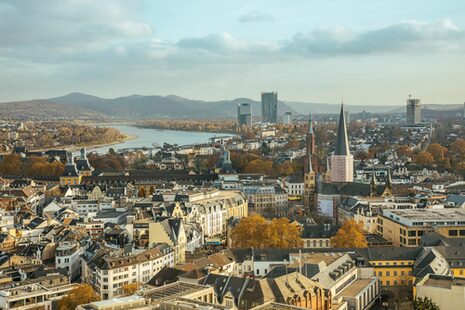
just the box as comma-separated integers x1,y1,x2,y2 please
1,2,465,310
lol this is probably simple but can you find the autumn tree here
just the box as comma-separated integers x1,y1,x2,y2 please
412,151,434,165
231,215,303,248
0,154,22,175
426,143,447,161
122,282,140,296
451,139,465,161
396,146,413,158
59,284,99,310
413,297,439,310
331,219,367,248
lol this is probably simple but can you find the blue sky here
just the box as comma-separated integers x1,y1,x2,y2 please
1,0,464,105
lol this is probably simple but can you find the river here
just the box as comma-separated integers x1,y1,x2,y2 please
85,124,233,154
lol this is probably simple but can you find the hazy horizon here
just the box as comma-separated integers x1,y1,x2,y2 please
1,0,465,105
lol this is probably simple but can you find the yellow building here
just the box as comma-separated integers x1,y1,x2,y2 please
377,209,465,247
149,218,186,264
358,247,421,287
60,155,82,186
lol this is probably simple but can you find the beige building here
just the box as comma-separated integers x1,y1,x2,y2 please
0,275,78,310
377,209,465,247
415,274,465,310
149,219,186,264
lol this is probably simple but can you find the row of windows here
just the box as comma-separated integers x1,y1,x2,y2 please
377,270,412,276
373,261,412,266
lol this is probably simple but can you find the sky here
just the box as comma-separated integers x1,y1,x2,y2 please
1,0,465,105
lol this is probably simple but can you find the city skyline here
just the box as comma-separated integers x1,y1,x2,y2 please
1,0,465,105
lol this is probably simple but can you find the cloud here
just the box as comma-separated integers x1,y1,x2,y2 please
284,19,465,57
0,0,152,49
238,11,274,23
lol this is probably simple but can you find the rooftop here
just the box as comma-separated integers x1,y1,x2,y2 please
335,278,375,298
423,274,465,289
143,282,211,302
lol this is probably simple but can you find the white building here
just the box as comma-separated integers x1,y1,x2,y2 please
82,245,175,300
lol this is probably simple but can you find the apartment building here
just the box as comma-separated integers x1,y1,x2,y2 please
0,275,78,310
82,245,175,300
55,239,88,280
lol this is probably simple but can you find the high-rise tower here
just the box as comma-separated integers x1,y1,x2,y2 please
406,95,421,124
330,104,354,183
261,92,278,123
304,114,316,211
237,103,252,127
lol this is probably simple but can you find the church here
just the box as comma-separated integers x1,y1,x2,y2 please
312,105,393,220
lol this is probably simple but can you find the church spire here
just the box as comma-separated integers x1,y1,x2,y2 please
335,104,350,156
386,168,393,190
308,113,314,135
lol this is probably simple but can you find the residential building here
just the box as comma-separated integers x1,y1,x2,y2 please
149,219,186,264
55,239,88,280
0,275,78,310
82,245,175,300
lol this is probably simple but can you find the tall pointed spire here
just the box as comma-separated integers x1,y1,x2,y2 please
308,113,314,135
386,168,393,189
334,104,350,156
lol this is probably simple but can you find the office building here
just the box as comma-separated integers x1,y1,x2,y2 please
377,208,465,247
406,96,421,124
261,92,278,123
237,103,252,127
282,111,292,124
330,104,354,182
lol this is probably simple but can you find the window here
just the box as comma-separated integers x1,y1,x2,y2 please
449,230,458,236
378,271,382,276
408,230,416,237
386,281,390,286
401,271,405,276
394,271,397,276
386,271,390,276
256,269,259,274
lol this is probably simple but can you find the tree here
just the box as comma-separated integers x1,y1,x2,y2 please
426,143,447,160
413,297,440,310
331,219,367,248
138,187,146,197
0,154,22,175
412,151,435,165
122,282,140,295
451,139,465,160
396,146,413,158
59,284,99,310
231,215,303,248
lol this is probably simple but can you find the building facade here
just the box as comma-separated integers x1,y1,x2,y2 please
237,103,252,127
406,96,421,124
261,92,278,123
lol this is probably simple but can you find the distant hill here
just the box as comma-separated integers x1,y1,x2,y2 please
1,93,462,120
48,93,295,119
0,99,104,120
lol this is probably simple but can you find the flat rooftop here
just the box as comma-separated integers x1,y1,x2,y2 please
383,209,465,226
143,282,211,302
336,279,375,298
424,276,465,289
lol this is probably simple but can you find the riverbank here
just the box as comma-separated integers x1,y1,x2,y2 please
135,124,237,135
30,134,138,153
